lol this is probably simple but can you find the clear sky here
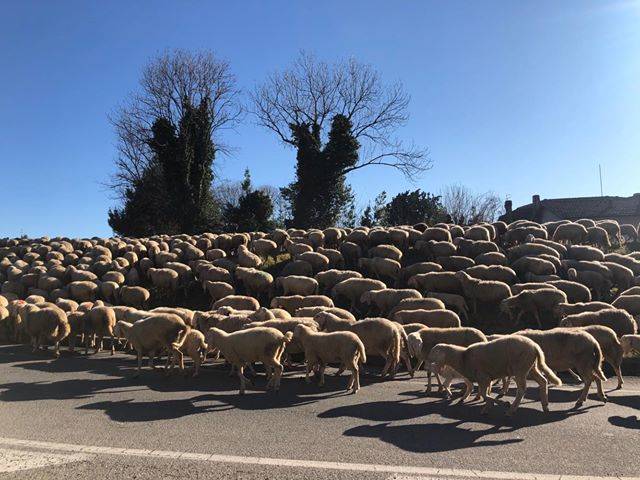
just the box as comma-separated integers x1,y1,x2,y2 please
1,0,639,238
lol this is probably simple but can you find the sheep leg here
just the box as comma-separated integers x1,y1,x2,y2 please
110,336,115,355
478,379,496,414
304,359,314,384
497,377,511,397
456,377,473,404
148,350,155,369
238,366,246,395
193,353,201,377
574,370,593,409
95,335,103,355
567,369,583,384
425,370,433,393
346,371,354,391
318,363,326,386
353,363,361,393
84,333,90,355
594,376,607,403
381,356,392,378
272,361,283,392
134,352,143,378
176,349,184,371
166,351,174,373
506,375,527,416
402,352,414,377
529,366,549,412
435,372,445,393
265,364,273,387
461,308,470,325
614,364,624,390
533,310,542,328
440,371,454,399
515,310,524,326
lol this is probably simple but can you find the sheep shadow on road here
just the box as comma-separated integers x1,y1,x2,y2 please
318,390,592,453
608,415,640,430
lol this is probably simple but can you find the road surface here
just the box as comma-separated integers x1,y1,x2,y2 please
0,345,638,479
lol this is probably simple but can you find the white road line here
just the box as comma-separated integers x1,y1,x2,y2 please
0,436,637,480
0,447,90,473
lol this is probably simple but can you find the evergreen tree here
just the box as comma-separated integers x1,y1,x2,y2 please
223,169,274,232
359,204,374,228
379,189,444,226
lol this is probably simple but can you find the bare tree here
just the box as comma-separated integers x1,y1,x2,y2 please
211,179,245,208
108,49,242,197
251,52,430,178
441,184,503,225
258,184,289,227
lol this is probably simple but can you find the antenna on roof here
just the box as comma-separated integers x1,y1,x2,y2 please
599,164,603,197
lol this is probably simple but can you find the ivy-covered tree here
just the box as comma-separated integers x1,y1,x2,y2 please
281,114,359,228
254,53,431,229
108,97,221,236
381,189,444,226
223,169,274,232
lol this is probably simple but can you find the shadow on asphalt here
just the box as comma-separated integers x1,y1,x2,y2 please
0,344,402,411
3,343,640,447
317,391,597,452
608,415,640,430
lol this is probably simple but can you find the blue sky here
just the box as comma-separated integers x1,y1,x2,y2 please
1,0,639,238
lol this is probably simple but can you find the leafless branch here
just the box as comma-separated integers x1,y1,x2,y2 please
440,184,504,225
251,51,429,180
107,49,243,197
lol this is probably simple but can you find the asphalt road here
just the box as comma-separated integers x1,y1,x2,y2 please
0,344,639,480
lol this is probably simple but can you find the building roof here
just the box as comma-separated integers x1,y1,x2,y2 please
500,194,640,223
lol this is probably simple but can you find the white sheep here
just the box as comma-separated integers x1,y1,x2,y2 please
559,308,637,337
314,269,362,294
21,304,70,357
425,292,470,324
516,328,607,408
323,315,402,378
499,289,567,327
235,267,273,301
611,295,640,317
276,275,319,296
393,309,461,328
82,306,117,355
455,271,512,314
213,295,260,312
293,323,366,393
409,326,486,393
331,278,387,312
359,288,422,316
428,335,561,415
113,313,189,377
118,285,151,309
166,329,208,377
205,326,292,394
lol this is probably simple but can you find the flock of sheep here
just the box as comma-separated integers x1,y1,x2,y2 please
1,217,640,415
